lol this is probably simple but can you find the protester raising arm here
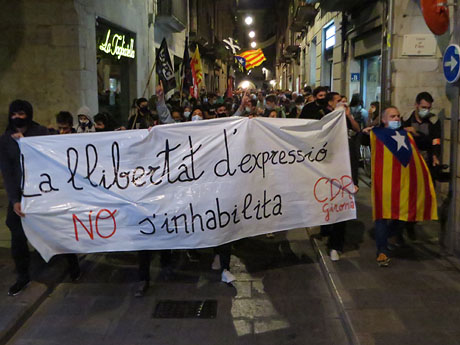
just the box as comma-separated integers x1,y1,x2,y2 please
156,81,175,125
233,92,250,117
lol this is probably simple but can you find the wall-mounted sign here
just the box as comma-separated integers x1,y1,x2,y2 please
351,73,360,82
99,29,135,60
401,35,436,56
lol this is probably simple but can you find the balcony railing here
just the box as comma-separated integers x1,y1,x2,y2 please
156,0,187,32
291,1,317,32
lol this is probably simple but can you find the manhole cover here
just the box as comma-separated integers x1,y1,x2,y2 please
153,300,217,319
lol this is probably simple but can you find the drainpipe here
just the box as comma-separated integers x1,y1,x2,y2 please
380,0,394,108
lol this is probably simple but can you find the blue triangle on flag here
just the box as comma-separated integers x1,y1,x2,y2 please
372,127,413,167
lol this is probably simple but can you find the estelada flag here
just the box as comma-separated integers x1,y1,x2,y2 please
371,127,437,222
190,45,204,90
236,49,266,70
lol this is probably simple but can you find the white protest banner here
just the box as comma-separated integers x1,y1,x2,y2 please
20,110,356,261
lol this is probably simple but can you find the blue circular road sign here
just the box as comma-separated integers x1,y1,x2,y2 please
443,44,460,84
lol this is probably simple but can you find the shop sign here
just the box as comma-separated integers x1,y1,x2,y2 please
99,29,135,60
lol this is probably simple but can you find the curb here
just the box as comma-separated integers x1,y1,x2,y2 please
306,228,360,345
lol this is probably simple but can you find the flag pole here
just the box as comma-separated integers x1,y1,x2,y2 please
142,60,157,98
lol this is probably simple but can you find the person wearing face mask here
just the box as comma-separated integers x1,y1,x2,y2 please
0,100,81,295
288,96,305,118
299,86,329,120
401,92,441,242
191,107,204,121
402,92,441,170
183,106,192,120
263,94,285,118
75,106,95,133
216,104,230,118
128,98,154,129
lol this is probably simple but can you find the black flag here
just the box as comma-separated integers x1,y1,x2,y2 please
156,38,176,97
180,37,193,93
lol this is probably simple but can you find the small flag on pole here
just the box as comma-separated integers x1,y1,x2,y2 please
235,49,266,70
156,38,176,98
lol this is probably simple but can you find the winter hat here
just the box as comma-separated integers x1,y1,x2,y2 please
9,99,33,120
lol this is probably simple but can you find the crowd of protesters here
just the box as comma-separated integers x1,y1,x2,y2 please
0,83,442,297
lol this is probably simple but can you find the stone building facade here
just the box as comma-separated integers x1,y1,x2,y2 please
0,0,161,128
276,0,460,255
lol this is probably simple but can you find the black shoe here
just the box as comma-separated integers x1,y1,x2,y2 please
186,250,201,263
8,278,31,296
134,280,149,298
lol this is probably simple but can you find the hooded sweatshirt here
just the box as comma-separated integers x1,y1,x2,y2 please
0,100,49,204
76,106,96,133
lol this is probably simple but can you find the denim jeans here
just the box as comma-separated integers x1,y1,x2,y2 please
375,219,403,256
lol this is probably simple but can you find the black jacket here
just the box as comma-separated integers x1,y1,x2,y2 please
0,122,48,204
299,101,328,120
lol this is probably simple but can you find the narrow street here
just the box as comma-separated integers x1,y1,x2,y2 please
2,228,349,345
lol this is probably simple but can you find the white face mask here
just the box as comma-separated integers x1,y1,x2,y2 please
296,105,303,110
418,108,430,118
245,107,251,113
183,111,191,118
192,115,203,122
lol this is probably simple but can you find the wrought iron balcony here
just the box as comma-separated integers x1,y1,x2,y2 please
156,0,187,32
291,1,317,32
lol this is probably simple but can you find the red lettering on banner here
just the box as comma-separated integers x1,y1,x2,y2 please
313,175,355,221
95,209,118,239
73,209,118,241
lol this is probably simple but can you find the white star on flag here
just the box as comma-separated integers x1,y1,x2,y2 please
391,131,408,151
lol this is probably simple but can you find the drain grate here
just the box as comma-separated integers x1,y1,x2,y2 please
152,300,217,319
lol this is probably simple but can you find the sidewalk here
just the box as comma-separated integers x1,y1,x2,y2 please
311,185,460,345
0,188,75,345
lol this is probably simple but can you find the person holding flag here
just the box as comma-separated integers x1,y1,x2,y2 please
366,106,438,267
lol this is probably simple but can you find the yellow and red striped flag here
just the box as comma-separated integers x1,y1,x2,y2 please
236,49,266,70
190,45,204,97
371,128,437,221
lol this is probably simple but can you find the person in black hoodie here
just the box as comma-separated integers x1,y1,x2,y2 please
0,100,80,296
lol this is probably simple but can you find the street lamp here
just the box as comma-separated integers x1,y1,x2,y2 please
245,16,253,25
249,31,255,38
241,80,251,89
251,42,257,48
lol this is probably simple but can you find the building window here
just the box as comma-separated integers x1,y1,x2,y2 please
325,23,336,50
322,21,335,88
361,55,381,109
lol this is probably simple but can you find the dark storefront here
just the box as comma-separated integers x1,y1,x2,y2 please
96,18,137,125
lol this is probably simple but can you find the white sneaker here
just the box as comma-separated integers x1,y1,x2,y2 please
330,249,340,262
221,269,236,284
211,254,221,270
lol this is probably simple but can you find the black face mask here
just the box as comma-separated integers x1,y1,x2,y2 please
140,107,149,114
95,128,104,132
316,98,327,107
217,112,227,118
11,117,28,128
